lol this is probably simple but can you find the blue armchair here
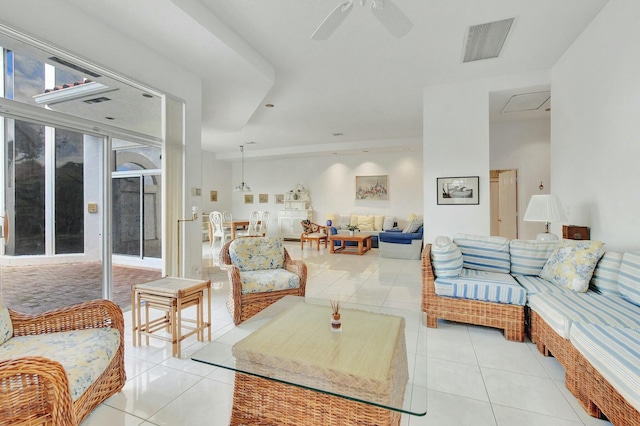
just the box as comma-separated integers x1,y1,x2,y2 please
378,226,424,259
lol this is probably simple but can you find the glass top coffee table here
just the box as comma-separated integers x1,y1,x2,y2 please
192,296,426,426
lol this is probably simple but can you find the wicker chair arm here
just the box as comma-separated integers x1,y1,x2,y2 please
285,259,308,294
9,299,124,338
421,244,434,313
0,356,75,426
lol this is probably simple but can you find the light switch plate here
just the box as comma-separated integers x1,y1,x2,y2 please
87,203,98,213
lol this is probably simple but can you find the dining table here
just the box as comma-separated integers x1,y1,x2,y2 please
209,220,260,241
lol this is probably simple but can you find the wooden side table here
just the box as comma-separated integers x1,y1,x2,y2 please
132,277,211,357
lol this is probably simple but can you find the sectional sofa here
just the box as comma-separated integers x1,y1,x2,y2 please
332,214,422,250
421,234,640,424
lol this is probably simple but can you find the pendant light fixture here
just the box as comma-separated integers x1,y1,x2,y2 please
234,144,252,192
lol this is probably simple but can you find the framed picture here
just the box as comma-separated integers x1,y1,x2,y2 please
355,175,388,200
437,176,479,205
275,194,284,204
244,194,254,204
209,190,218,202
259,193,268,203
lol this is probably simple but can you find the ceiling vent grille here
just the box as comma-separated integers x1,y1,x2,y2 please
463,18,514,63
83,96,111,104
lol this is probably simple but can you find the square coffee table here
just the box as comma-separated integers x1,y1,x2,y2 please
192,296,426,425
330,233,372,255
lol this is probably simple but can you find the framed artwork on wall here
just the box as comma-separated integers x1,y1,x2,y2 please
355,175,389,200
259,194,268,203
210,190,218,202
244,194,254,204
437,176,479,205
275,194,284,204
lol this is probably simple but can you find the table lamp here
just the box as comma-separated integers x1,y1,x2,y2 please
523,194,567,240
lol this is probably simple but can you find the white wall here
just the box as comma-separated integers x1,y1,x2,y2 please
227,150,423,232
423,70,550,244
490,118,551,240
201,151,233,215
551,0,640,251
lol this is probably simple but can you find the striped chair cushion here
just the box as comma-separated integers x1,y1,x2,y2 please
430,236,463,278
509,239,558,276
618,251,640,306
513,275,568,295
528,291,640,339
453,234,510,273
434,268,526,305
570,322,640,412
590,251,623,296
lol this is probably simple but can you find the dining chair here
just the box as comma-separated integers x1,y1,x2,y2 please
259,211,270,236
237,211,260,237
209,211,230,246
221,211,233,232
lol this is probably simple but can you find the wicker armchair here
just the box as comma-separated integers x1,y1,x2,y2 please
0,300,126,425
219,237,307,325
422,244,525,341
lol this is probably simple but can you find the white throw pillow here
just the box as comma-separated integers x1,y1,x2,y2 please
358,215,375,231
374,215,385,231
382,217,395,231
403,219,422,234
338,215,351,230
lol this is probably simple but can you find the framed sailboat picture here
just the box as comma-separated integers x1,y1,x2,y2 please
437,176,479,205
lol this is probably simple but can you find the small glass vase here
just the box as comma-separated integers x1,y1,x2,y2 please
331,312,342,333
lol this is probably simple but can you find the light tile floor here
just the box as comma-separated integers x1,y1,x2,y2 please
81,242,613,426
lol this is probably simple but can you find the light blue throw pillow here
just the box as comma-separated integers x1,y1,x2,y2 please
431,236,463,278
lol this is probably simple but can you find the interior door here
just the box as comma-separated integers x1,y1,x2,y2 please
498,170,518,239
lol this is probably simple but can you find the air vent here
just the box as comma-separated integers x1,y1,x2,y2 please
48,56,101,78
502,91,550,113
463,18,514,63
83,97,111,104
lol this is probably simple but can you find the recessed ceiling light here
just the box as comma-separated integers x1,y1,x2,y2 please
246,141,256,144
363,150,369,153
105,116,114,120
332,152,338,155
332,132,343,137
265,103,274,108
142,93,153,98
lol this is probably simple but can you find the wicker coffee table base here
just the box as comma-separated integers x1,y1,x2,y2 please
230,372,402,426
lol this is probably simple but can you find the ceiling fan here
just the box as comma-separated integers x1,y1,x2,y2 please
311,0,413,40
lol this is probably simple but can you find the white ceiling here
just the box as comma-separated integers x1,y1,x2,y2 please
23,0,611,158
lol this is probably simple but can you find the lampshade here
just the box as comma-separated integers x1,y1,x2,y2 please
325,214,336,221
524,194,567,240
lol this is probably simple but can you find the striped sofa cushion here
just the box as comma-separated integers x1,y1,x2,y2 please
453,234,510,274
509,239,558,276
513,275,568,295
434,268,526,305
618,251,640,306
528,291,640,339
590,251,623,296
570,322,640,412
430,236,463,278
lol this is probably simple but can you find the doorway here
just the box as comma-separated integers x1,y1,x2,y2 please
490,169,518,239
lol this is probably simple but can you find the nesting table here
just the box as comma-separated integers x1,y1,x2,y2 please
132,277,211,358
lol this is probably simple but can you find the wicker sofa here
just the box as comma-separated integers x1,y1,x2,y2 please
0,299,126,425
422,234,640,424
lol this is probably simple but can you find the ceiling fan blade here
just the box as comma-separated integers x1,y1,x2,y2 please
311,1,354,40
371,0,413,38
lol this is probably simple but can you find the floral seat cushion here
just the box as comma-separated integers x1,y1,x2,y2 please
229,237,285,271
240,269,300,295
0,327,120,401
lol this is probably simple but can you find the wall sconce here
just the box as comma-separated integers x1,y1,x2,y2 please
177,206,198,277
539,182,544,191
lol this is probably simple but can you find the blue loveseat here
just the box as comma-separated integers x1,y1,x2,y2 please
378,226,424,260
